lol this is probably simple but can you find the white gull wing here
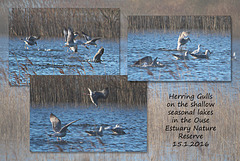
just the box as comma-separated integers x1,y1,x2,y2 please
63,28,68,42
59,118,81,133
50,113,62,132
93,47,104,62
88,87,109,107
27,36,40,41
67,27,74,44
81,31,92,41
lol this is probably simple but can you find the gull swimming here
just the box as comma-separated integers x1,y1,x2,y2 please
85,126,103,136
111,125,126,135
172,51,189,60
63,27,88,52
88,87,109,107
190,50,212,59
104,124,120,130
82,31,101,47
133,56,164,67
48,113,80,140
93,47,104,62
21,36,40,49
191,44,202,55
177,31,191,50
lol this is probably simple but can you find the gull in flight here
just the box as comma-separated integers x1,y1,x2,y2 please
88,87,109,107
85,126,103,136
172,51,189,60
21,36,40,49
63,27,89,52
48,113,80,140
82,31,101,47
93,47,104,62
177,31,191,50
190,50,212,59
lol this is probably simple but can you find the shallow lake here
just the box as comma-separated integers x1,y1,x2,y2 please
9,38,120,85
30,105,147,152
128,30,231,81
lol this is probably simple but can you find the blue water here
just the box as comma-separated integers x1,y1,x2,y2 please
9,38,119,85
30,105,147,152
128,30,231,81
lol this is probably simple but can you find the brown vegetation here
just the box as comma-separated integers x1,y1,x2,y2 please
30,75,147,107
9,8,120,39
128,16,231,33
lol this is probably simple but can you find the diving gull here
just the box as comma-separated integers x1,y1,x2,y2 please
93,47,104,62
88,87,109,107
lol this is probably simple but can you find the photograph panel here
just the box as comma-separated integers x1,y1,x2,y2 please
128,16,231,81
9,8,120,86
30,75,147,152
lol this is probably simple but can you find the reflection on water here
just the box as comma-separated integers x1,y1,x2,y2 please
30,105,147,152
9,38,120,85
128,30,231,81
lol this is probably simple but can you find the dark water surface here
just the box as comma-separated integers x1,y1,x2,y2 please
128,30,231,81
9,37,119,85
30,105,147,152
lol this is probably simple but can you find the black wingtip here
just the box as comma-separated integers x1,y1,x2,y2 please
81,31,87,35
50,113,55,117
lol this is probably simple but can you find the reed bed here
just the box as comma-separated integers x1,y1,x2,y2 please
128,16,231,33
30,75,147,107
9,8,120,39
